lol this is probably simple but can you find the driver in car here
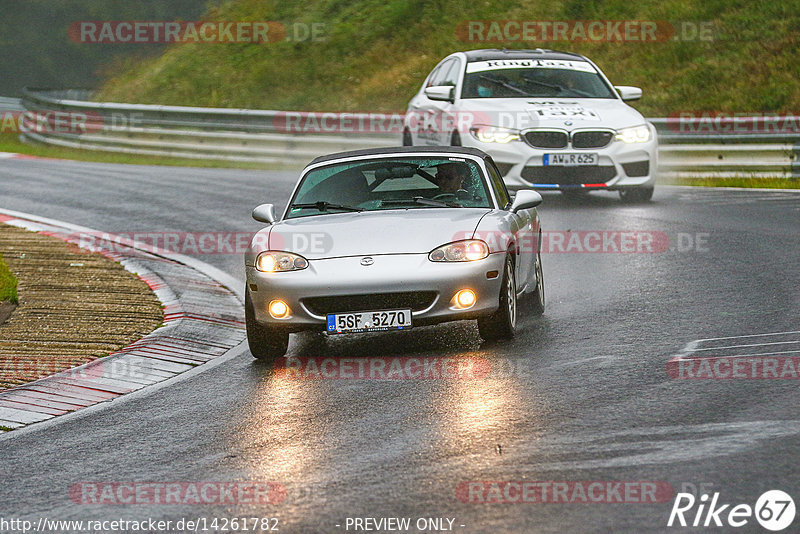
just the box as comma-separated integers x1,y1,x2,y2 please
434,162,469,194
549,70,580,93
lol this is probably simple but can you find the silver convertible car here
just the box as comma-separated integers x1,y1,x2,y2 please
244,146,545,359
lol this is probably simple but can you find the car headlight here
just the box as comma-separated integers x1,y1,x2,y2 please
429,240,489,262
469,126,520,144
615,125,651,143
256,251,309,272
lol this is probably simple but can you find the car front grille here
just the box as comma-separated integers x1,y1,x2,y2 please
523,130,615,149
521,165,617,185
572,130,614,148
524,131,568,149
302,291,437,316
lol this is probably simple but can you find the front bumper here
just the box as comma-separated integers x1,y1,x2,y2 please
462,129,658,190
245,253,506,331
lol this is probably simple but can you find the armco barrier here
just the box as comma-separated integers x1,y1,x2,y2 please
17,88,800,178
0,96,23,112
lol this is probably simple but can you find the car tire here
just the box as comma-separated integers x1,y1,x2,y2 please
450,130,462,146
527,251,545,315
245,289,289,360
478,255,517,341
619,186,654,203
402,128,413,146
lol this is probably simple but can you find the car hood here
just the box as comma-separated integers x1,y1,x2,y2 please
264,208,492,260
458,97,646,131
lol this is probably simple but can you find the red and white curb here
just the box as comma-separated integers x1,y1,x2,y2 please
0,209,246,431
0,152,46,160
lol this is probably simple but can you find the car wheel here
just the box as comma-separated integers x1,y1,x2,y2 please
245,289,289,360
528,251,545,315
619,186,654,203
450,130,461,146
402,128,413,146
478,255,516,341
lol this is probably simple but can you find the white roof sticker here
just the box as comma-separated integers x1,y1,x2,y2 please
466,59,596,74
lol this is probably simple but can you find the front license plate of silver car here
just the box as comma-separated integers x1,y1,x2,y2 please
326,309,412,334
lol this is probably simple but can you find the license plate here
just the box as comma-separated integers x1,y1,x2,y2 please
543,153,598,166
327,309,412,334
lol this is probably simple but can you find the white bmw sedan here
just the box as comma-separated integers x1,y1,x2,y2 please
403,49,658,202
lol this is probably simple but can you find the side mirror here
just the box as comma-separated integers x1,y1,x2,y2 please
615,86,642,102
510,190,543,213
252,203,276,224
424,85,455,103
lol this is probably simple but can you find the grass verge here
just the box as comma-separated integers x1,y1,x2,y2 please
663,177,800,189
0,254,18,305
0,223,164,391
0,134,291,170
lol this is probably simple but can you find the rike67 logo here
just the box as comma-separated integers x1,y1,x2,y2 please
668,490,795,531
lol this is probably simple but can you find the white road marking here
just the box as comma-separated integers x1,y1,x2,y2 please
490,420,800,470
693,340,800,352
668,330,800,376
682,349,800,361
692,330,800,343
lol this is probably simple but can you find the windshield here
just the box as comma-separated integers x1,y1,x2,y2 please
286,157,493,218
461,59,616,99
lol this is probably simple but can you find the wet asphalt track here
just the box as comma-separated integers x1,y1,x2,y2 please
0,158,799,533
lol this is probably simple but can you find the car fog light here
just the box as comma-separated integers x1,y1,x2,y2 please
269,299,290,319
454,289,476,309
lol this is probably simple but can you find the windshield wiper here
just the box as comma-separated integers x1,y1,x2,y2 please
521,76,595,98
290,201,364,212
479,75,534,97
380,197,460,208
521,76,562,92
